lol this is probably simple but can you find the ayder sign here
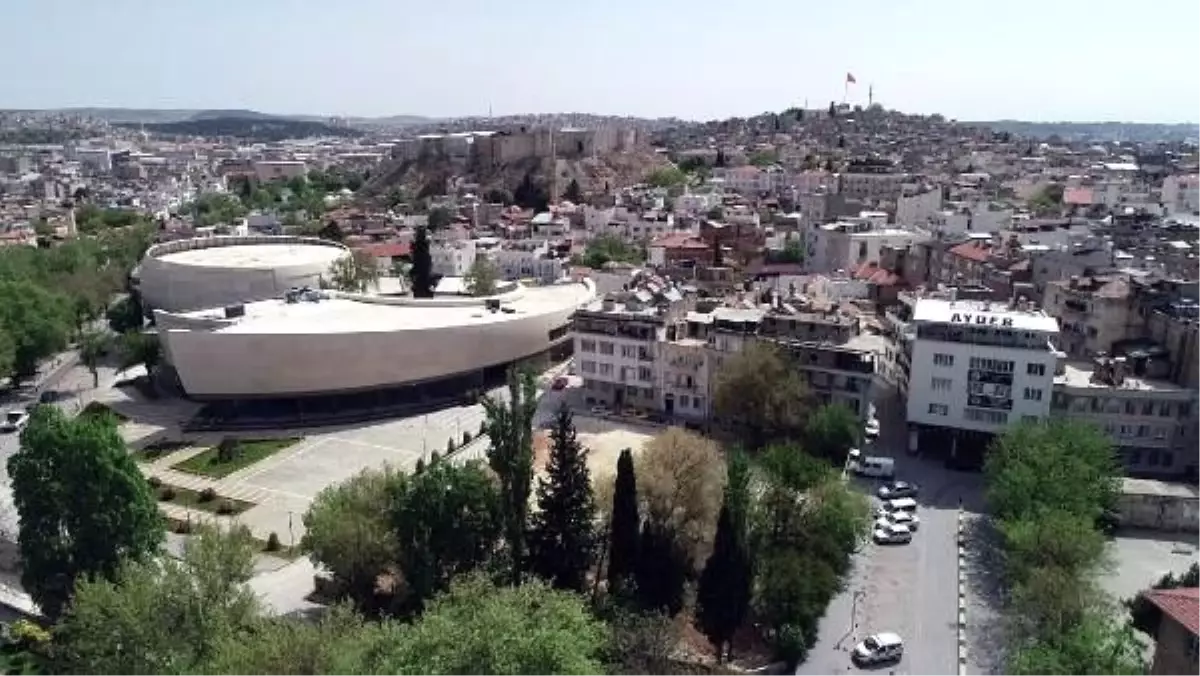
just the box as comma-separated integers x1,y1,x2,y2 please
950,312,1014,327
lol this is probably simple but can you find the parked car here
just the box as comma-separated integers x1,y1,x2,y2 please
853,632,904,665
878,480,920,500
875,497,919,518
589,405,611,417
1,410,30,433
875,510,920,532
872,523,912,545
864,417,880,440
551,376,568,391
852,456,896,479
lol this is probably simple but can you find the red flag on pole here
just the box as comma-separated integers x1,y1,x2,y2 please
846,72,857,84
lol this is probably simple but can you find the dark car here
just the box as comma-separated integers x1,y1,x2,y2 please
38,390,62,404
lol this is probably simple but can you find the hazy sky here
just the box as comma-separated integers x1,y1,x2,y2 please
3,0,1197,122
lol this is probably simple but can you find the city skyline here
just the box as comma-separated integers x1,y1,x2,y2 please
2,0,1197,124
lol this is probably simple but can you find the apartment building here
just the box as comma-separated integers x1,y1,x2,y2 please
905,298,1061,467
1162,174,1200,215
806,220,929,274
895,187,943,227
1042,275,1138,358
431,239,477,277
1054,356,1198,478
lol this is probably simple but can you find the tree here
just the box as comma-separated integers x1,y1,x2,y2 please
607,448,640,594
408,226,437,298
634,520,688,616
577,234,644,269
427,206,453,231
0,328,17,383
712,341,809,450
376,574,607,674
78,329,111,388
481,368,538,585
463,257,499,297
646,167,686,189
0,280,73,380
54,526,258,674
7,406,163,619
117,331,161,372
779,237,804,264
529,405,597,591
105,294,144,334
803,404,860,465
563,178,583,203
695,505,752,661
714,149,727,168
748,150,777,167
325,250,381,293
1008,609,1145,675
391,460,502,612
695,450,752,660
828,101,837,118
637,427,725,568
302,466,402,612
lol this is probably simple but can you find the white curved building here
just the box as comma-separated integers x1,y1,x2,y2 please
156,280,595,402
135,236,349,313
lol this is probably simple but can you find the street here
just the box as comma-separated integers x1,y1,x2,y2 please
798,393,986,676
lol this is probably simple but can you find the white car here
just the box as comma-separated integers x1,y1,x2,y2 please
877,480,920,500
872,523,913,545
1,410,30,433
875,510,920,532
853,632,904,665
864,417,880,439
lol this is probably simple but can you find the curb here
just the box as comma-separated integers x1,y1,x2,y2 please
957,507,967,676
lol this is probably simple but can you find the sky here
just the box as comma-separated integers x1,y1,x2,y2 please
2,0,1198,123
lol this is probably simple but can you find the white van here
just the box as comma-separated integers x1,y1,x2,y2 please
853,456,895,479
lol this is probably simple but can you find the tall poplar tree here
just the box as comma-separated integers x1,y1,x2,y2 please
529,405,596,591
606,448,640,594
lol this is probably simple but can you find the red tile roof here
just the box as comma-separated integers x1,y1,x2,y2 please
1146,588,1199,637
651,233,707,249
1063,187,1094,206
358,241,411,258
853,261,901,286
948,241,992,263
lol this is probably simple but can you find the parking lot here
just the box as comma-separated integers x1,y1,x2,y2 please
799,395,985,676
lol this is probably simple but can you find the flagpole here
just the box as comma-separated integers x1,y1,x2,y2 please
843,80,848,105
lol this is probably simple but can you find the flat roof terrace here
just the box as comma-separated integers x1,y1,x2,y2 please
177,282,593,335
157,242,345,269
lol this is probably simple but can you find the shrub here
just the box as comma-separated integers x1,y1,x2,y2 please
430,451,441,465
158,487,176,501
216,500,237,515
8,618,51,647
198,487,217,502
147,476,162,489
265,532,282,552
415,458,427,474
216,437,240,463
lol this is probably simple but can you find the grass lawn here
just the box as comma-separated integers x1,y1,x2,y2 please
155,484,254,516
171,437,301,479
133,439,193,463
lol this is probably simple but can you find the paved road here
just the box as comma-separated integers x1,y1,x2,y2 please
798,393,985,676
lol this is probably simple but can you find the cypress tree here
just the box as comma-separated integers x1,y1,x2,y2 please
634,520,687,616
607,448,640,594
529,405,596,591
696,504,752,661
481,368,537,586
408,226,435,298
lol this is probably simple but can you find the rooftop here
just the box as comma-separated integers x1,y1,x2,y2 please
1144,588,1199,637
175,282,593,335
1055,361,1191,394
912,298,1060,333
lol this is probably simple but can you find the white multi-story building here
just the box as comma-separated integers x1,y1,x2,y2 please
928,203,1014,236
806,221,930,274
432,239,477,277
895,188,943,227
905,298,1061,467
1162,174,1200,215
491,241,565,284
673,191,723,215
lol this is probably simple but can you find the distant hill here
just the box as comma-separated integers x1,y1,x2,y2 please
970,120,1198,143
115,116,362,142
1,107,435,128
185,109,282,122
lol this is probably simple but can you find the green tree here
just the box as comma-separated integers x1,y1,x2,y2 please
563,178,583,203
7,406,163,619
634,520,688,616
105,294,144,334
392,460,502,612
695,504,752,661
481,368,538,585
117,331,161,372
712,341,809,450
1008,610,1145,675
578,234,644,269
803,404,860,465
78,329,111,388
463,257,499,297
529,405,597,592
54,525,258,674
607,448,640,594
301,466,402,612
779,237,804,264
0,280,73,380
0,327,17,383
377,574,608,675
637,427,725,569
748,150,778,167
408,226,437,298
426,206,454,231
325,250,381,293
645,167,686,189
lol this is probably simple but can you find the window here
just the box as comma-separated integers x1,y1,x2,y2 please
599,363,613,376
638,366,653,382
580,360,596,374
694,396,705,410
1159,402,1173,417
1023,388,1043,402
580,339,596,353
1026,362,1046,377
1136,424,1149,438
934,353,955,367
931,377,953,392
969,357,1014,373
679,395,690,407
1162,451,1175,469
599,341,615,356
963,408,1008,425
621,345,636,358
928,403,949,416
1141,401,1155,416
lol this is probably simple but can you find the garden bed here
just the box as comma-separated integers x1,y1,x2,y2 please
133,439,193,462
171,437,300,478
151,481,253,516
